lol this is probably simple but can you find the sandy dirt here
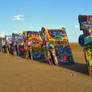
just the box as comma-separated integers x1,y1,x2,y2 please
0,43,92,92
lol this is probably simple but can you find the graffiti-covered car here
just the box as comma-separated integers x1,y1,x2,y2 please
23,31,43,59
78,15,92,75
40,27,74,65
12,33,20,56
79,15,92,46
16,34,24,56
2,38,7,53
0,38,2,52
6,35,13,54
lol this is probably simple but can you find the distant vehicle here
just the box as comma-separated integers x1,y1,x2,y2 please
2,38,7,53
6,35,13,54
0,38,2,52
12,33,20,56
16,34,24,56
23,31,43,59
40,27,74,65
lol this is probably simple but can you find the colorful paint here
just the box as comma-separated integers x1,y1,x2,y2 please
78,15,92,75
40,27,74,65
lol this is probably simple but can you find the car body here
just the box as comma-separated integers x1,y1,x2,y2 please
40,27,74,65
16,34,24,56
23,31,43,59
0,38,2,52
79,15,92,46
78,15,92,75
6,35,13,54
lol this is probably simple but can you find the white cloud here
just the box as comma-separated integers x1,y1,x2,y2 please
74,25,79,29
0,32,5,38
13,14,24,21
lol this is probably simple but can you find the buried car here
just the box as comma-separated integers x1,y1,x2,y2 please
78,15,92,75
40,27,74,65
23,31,43,59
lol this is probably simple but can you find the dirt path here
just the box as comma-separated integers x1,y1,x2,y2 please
0,43,92,92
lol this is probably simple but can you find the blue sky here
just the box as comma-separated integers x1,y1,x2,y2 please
0,0,92,42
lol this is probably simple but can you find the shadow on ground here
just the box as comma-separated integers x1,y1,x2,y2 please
35,58,88,75
10,53,89,76
58,62,88,75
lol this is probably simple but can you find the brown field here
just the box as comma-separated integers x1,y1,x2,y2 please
0,43,92,92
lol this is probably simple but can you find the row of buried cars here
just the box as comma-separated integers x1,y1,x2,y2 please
0,27,74,65
1,15,92,75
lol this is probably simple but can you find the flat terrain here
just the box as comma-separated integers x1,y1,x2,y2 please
0,43,92,92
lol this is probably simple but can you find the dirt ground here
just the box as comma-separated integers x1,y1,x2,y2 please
0,43,92,92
